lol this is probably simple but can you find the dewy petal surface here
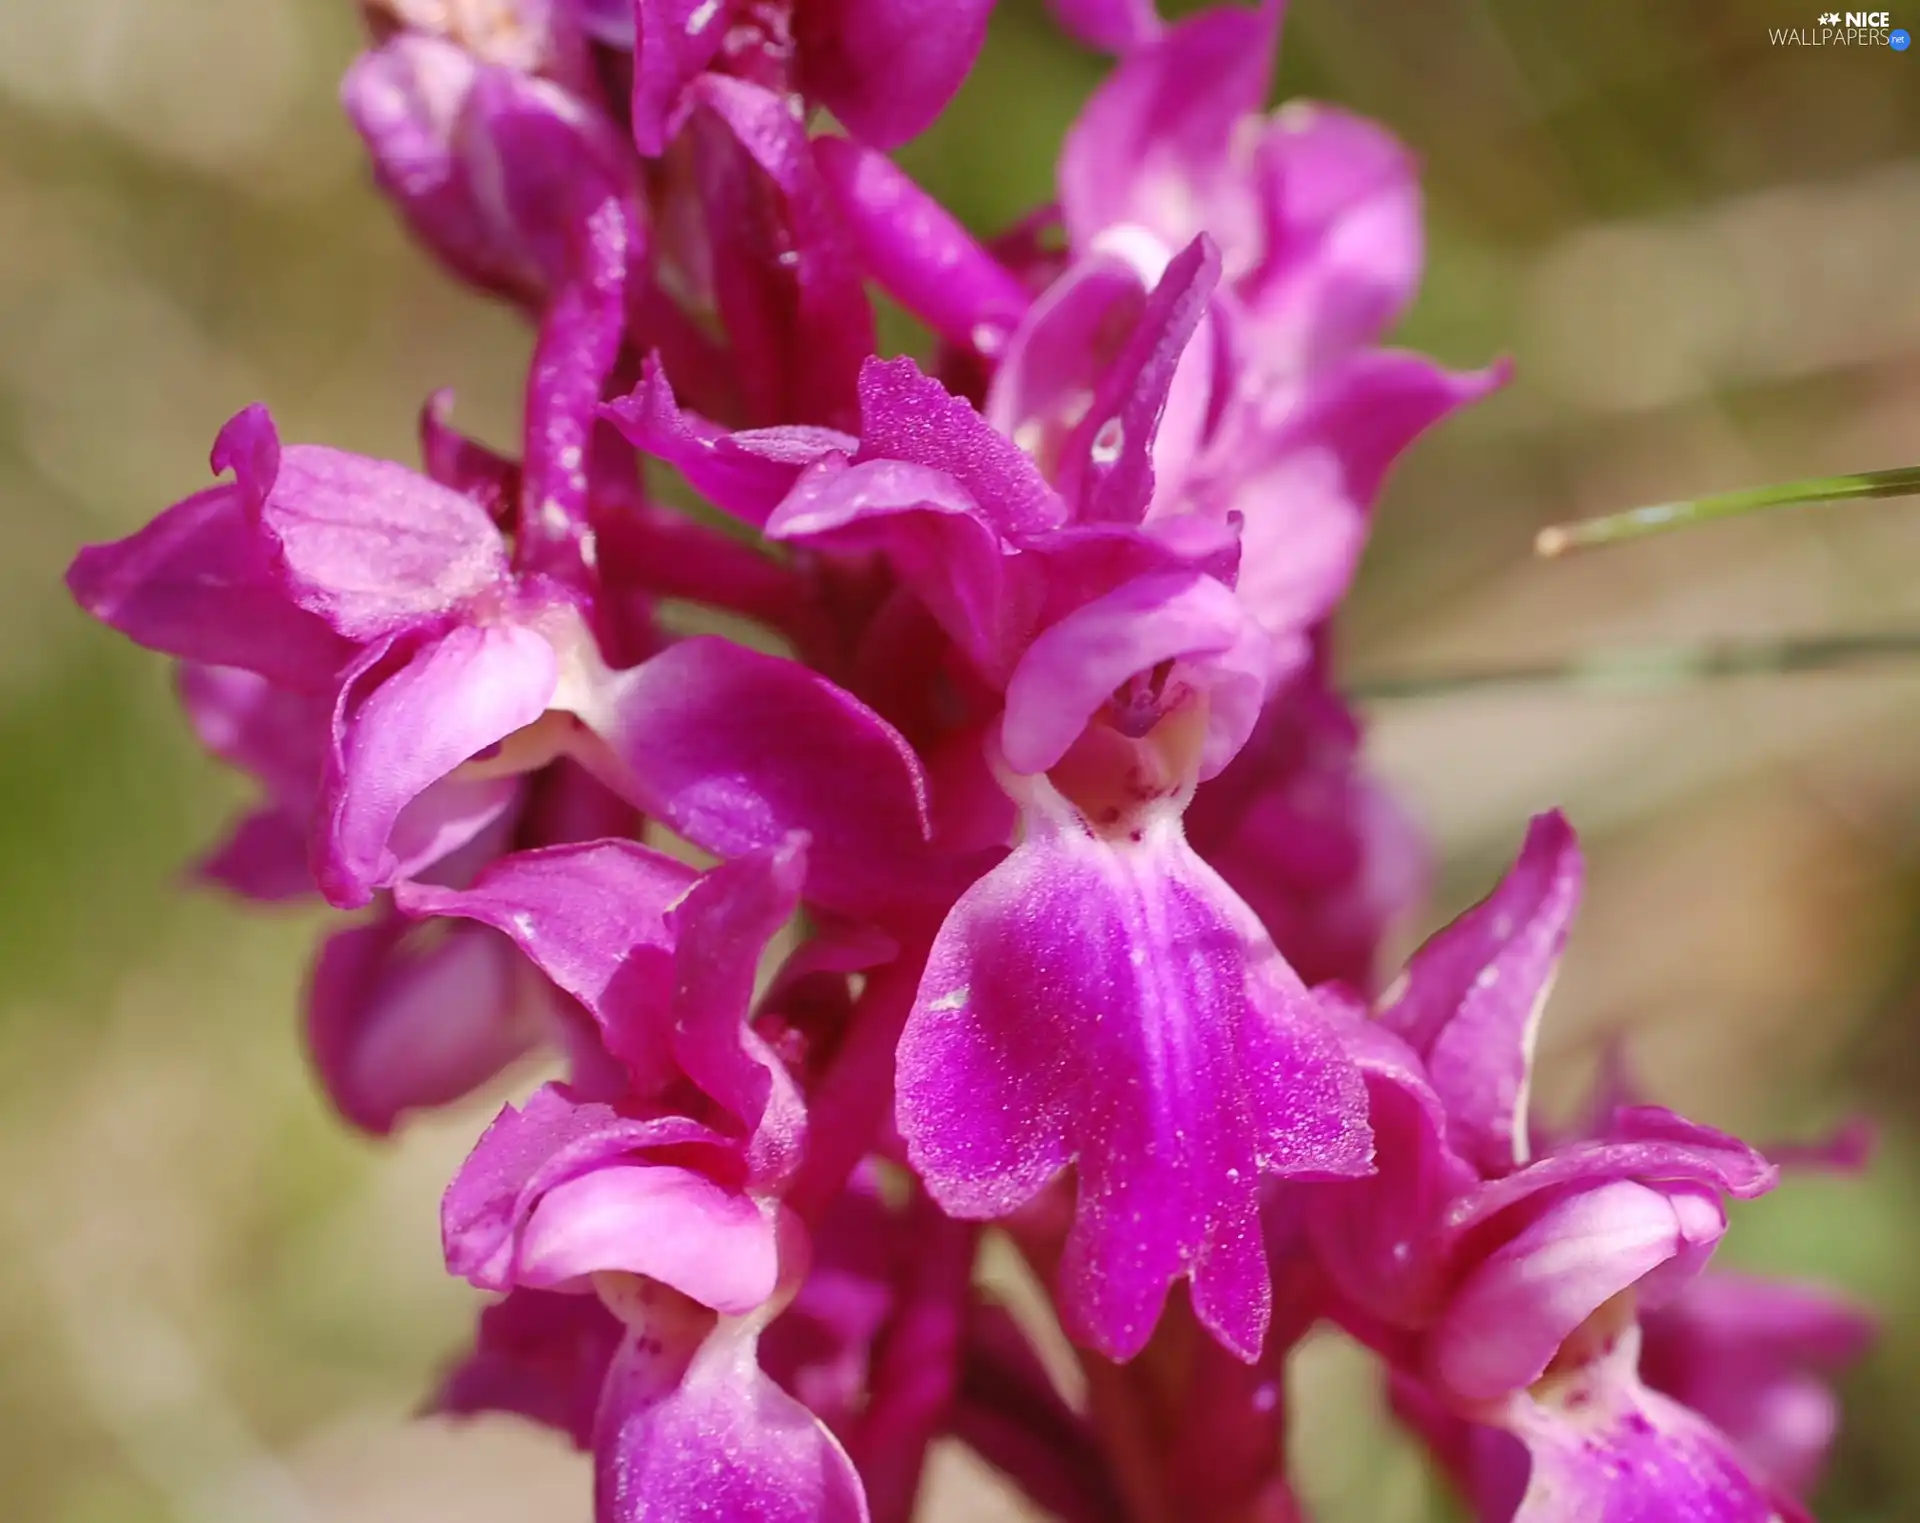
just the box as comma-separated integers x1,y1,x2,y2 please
897,807,1369,1362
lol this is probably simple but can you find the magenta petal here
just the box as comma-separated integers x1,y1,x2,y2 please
1001,570,1269,778
343,38,539,304
1241,104,1422,369
307,911,537,1135
602,358,856,528
1055,234,1220,526
1058,1,1279,258
630,0,731,155
796,0,991,149
1213,352,1509,639
1185,663,1427,991
1046,0,1164,53
66,485,351,689
600,638,934,915
437,1287,623,1450
682,75,877,430
854,356,1066,539
1377,810,1582,1176
1640,1271,1875,1497
813,136,1031,354
1505,1356,1795,1523
421,390,520,520
259,445,509,640
443,1084,731,1292
767,455,1016,672
595,1323,869,1523
178,662,329,810
896,818,1369,1361
1432,1179,1725,1404
1442,1109,1778,1252
394,839,698,1092
518,1164,778,1309
663,840,809,1166
1306,1020,1477,1327
320,624,557,907
199,809,314,900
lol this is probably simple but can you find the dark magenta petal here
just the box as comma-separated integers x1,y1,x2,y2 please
395,838,700,1092
896,809,1369,1361
630,0,732,156
319,625,556,907
1305,1017,1477,1328
767,454,1019,674
760,1171,901,1432
594,1321,869,1523
1045,0,1163,53
177,662,329,815
198,809,314,901
602,357,856,528
795,0,992,149
1058,1,1279,258
1375,810,1582,1176
436,1287,624,1450
599,637,935,915
342,38,543,303
813,136,1032,355
682,75,877,430
307,910,540,1135
66,485,351,689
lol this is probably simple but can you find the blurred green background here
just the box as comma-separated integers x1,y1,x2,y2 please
4,0,1919,1518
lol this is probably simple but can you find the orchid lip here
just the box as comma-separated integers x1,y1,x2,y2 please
1035,691,1208,842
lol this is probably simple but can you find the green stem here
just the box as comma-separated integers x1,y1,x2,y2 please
1535,464,1920,557
1350,629,1920,701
